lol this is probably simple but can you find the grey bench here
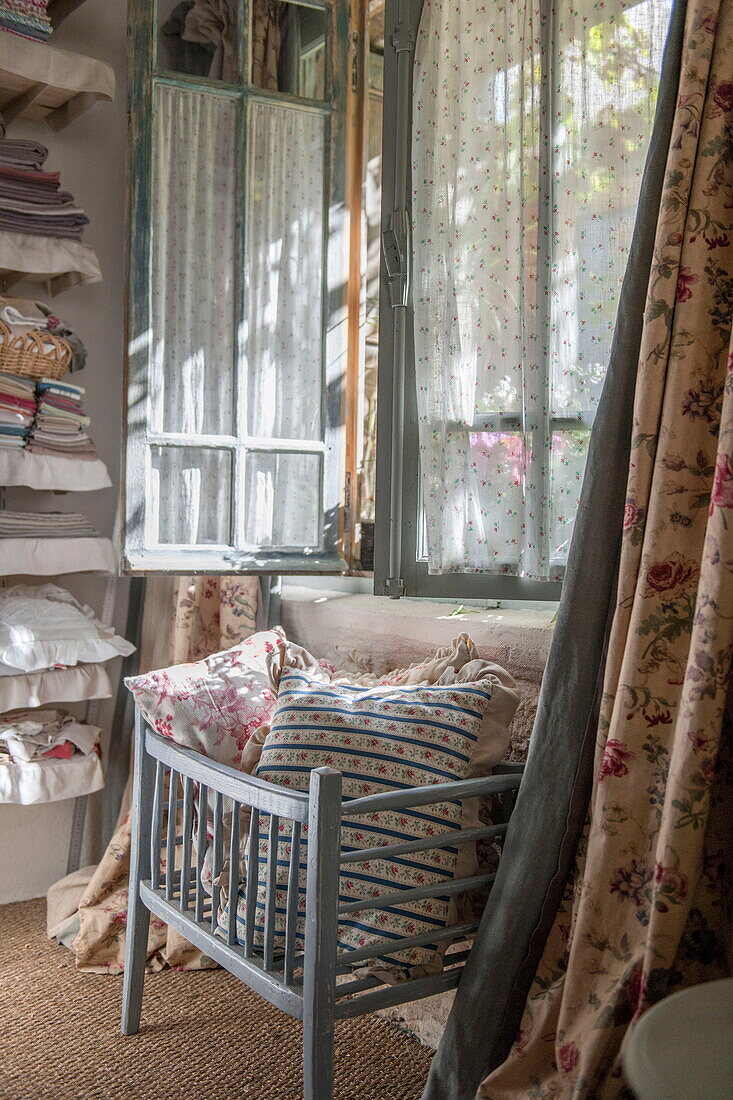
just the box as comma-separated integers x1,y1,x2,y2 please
121,707,523,1099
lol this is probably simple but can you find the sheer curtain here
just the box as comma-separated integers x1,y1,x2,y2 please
243,101,325,550
148,88,326,552
412,0,670,579
149,85,237,548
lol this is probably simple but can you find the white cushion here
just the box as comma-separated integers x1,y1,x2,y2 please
0,583,135,673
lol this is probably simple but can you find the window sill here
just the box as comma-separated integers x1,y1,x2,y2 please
280,584,555,680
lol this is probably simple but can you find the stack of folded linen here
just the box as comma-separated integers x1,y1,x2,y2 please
0,511,99,538
0,138,47,171
0,709,100,764
0,370,35,448
0,0,52,42
26,377,100,461
0,139,89,240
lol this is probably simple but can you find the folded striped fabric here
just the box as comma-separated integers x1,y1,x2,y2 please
0,511,100,538
0,140,48,171
0,371,35,446
0,139,90,239
0,0,52,41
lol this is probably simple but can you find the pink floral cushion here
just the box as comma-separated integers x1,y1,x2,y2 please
125,629,286,767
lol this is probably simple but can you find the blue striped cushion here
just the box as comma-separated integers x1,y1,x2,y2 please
236,670,494,972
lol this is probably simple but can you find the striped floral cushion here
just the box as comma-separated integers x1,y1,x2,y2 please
237,670,495,973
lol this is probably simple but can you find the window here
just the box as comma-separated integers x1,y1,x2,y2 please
123,0,350,574
374,0,671,599
124,0,669,595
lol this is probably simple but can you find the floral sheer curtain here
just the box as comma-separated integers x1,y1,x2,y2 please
243,101,326,550
411,0,671,580
149,86,237,548
147,86,325,552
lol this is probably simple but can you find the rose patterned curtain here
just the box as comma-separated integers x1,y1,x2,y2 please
50,576,259,973
170,576,259,663
472,1,733,1094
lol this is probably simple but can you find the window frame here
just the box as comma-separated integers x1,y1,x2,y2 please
123,0,351,576
373,0,564,601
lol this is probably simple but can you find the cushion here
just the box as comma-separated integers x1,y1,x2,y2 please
249,634,520,883
125,628,287,768
237,670,496,974
0,583,135,674
265,632,520,779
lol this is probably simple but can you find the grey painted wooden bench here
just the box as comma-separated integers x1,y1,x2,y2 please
121,709,524,1099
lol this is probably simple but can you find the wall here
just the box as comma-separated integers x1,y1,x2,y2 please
281,585,554,760
0,0,130,903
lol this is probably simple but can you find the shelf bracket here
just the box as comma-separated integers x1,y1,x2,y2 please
47,91,97,132
3,82,49,124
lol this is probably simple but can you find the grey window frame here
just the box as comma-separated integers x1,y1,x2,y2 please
123,0,351,576
373,0,564,601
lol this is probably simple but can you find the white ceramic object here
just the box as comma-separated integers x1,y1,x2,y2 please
624,978,733,1099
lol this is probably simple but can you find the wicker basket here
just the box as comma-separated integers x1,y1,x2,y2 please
0,319,73,381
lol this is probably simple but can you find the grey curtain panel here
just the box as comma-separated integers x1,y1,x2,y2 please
422,2,688,1096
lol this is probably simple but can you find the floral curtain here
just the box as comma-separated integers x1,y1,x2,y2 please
170,576,259,663
479,2,733,1094
61,576,259,973
411,0,670,579
251,0,281,90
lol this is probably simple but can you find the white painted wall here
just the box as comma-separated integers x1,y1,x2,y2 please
0,0,130,903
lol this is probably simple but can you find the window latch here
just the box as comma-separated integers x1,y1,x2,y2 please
382,210,410,309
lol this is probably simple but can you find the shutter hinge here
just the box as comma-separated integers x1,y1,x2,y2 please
392,22,415,53
382,209,410,309
344,470,353,534
385,576,406,599
350,30,360,93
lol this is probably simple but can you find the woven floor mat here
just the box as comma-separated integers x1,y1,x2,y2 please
0,899,433,1100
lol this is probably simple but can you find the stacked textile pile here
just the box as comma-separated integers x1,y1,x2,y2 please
0,139,89,240
0,511,99,537
0,0,52,42
26,378,100,461
0,709,100,763
0,705,105,805
0,370,35,449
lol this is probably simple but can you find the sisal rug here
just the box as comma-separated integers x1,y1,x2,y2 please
0,899,433,1100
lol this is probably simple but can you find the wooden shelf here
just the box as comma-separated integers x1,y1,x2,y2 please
0,230,102,295
0,33,114,130
0,661,113,712
0,448,111,491
0,536,115,576
0,750,103,804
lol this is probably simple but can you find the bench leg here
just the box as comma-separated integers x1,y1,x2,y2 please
303,1011,334,1100
302,768,341,1100
121,713,155,1035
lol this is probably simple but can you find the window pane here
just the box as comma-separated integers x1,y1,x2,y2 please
243,451,321,549
157,0,240,81
244,102,325,441
409,0,669,582
549,0,672,421
150,446,232,545
549,430,590,561
251,1,327,100
420,430,524,571
151,85,237,437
